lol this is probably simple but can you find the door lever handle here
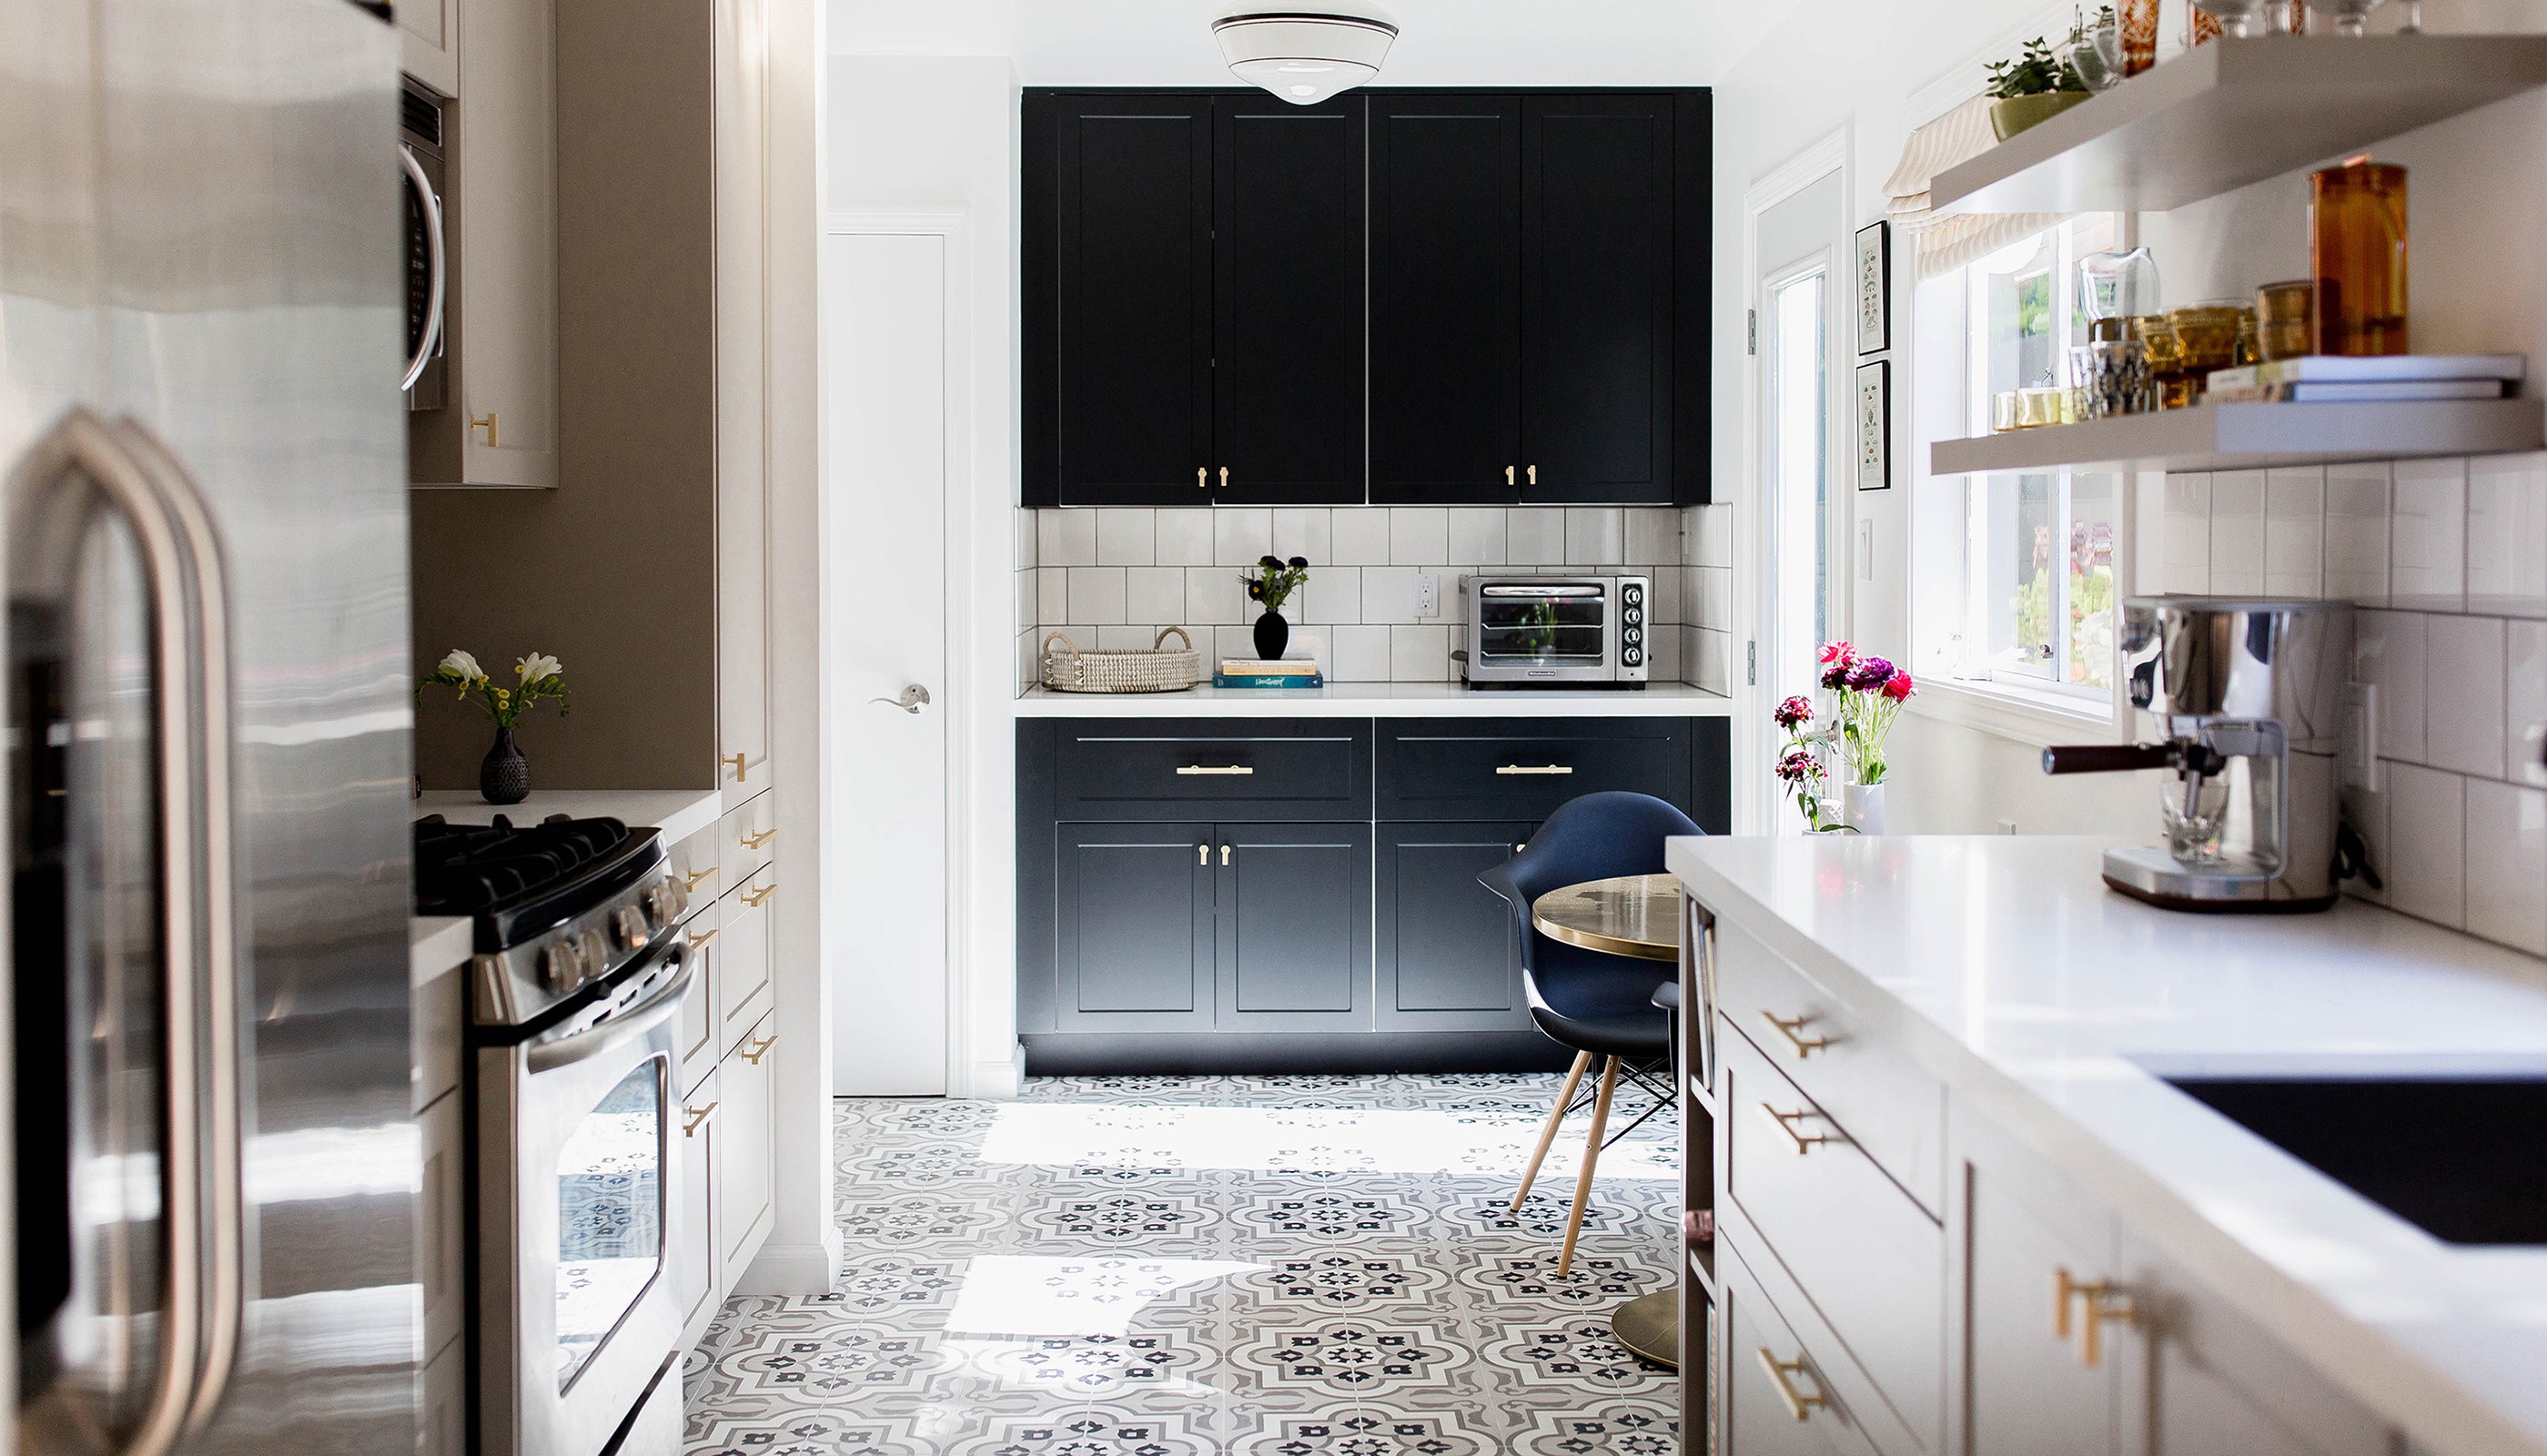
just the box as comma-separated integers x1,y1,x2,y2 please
870,683,931,714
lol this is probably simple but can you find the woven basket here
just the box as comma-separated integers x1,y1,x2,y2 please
1039,627,1202,693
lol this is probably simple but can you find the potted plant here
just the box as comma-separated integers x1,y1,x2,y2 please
1240,555,1310,662
1986,35,2092,140
419,648,571,804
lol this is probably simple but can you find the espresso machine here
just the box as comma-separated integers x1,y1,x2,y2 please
2043,597,2355,912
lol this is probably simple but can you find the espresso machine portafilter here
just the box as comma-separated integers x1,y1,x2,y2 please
2042,596,2354,911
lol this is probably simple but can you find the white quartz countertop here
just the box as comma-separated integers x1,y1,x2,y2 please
409,915,471,984
1015,682,1734,718
413,788,724,846
1667,834,2547,1456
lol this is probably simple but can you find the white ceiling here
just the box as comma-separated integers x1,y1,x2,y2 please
828,0,1788,87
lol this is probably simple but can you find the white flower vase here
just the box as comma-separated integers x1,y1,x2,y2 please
1843,780,1886,835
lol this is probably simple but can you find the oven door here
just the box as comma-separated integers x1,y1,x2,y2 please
1471,581,1614,680
479,945,692,1456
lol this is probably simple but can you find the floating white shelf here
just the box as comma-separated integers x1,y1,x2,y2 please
1930,35,2547,217
1929,397,2544,475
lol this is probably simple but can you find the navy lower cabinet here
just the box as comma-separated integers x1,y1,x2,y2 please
1019,714,1726,1074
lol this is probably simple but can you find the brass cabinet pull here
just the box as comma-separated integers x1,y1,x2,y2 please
1757,1103,1829,1156
2054,1268,2138,1368
1760,1012,1830,1058
682,1102,719,1137
1220,844,1232,866
1505,466,1516,486
682,865,718,891
1495,763,1573,776
1754,1349,1825,1421
741,883,776,908
741,1033,778,1065
686,927,718,950
1176,764,1254,776
1526,464,1537,486
1218,466,1228,489
723,752,748,782
470,410,500,448
1197,844,1208,866
741,827,777,849
1197,467,1207,489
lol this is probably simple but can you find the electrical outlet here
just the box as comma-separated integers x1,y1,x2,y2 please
2343,681,2380,792
1414,571,1440,618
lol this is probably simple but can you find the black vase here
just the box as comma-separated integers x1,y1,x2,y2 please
480,725,530,805
1252,611,1289,662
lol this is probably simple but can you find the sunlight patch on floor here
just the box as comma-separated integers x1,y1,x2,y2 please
945,1253,1264,1339
977,1100,1676,1181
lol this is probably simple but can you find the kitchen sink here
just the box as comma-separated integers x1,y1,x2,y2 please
2166,1077,2547,1246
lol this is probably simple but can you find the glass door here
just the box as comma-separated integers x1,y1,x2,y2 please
1764,262,1833,716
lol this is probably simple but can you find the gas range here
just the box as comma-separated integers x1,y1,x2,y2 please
413,811,690,1028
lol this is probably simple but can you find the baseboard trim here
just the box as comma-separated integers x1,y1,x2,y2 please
1021,1031,1574,1077
734,1230,844,1297
964,1046,1026,1100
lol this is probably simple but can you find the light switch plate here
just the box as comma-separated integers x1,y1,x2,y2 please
2343,681,2380,792
1414,571,1440,618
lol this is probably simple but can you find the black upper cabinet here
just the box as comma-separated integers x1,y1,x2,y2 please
1216,98,1366,505
1521,95,1675,505
1026,87,1712,508
1369,94,1521,506
1032,93,1215,506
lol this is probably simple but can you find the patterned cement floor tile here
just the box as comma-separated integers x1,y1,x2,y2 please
685,1075,1681,1455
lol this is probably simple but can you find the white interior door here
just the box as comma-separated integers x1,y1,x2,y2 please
824,230,950,1095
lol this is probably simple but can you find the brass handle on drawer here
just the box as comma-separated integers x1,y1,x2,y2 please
1754,1349,1825,1422
1526,465,1538,487
741,1033,778,1065
1218,466,1228,489
741,828,777,849
1197,467,1207,490
1176,764,1254,776
1505,466,1516,487
682,1102,718,1137
723,752,748,782
1757,1103,1829,1156
470,410,500,447
741,883,776,908
2055,1268,2138,1368
1760,1012,1830,1058
1494,764,1573,776
682,866,719,891
1198,844,1208,866
686,927,718,950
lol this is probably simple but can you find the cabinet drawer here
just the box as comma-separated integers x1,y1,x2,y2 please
675,1064,721,1333
718,1009,778,1267
1054,720,1370,819
1725,1028,1943,1453
416,1091,465,1364
1718,918,1944,1216
717,873,774,1057
1721,1239,1890,1456
1374,716,1690,819
668,816,723,919
676,897,722,1095
723,790,777,882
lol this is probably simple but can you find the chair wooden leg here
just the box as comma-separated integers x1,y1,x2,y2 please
1557,1056,1620,1277
1511,1051,1593,1214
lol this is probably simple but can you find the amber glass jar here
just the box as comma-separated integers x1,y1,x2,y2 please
2137,316,2191,408
2310,159,2408,357
2256,280,2313,361
2120,0,2158,73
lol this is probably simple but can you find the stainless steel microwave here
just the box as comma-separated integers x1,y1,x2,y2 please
1457,574,1650,686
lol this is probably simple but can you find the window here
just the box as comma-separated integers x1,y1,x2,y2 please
1912,216,2122,705
1765,264,1830,707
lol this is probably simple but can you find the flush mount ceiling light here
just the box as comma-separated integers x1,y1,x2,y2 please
1212,13,1399,106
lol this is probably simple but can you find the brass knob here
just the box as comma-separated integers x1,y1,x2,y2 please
1197,467,1207,489
1218,466,1228,489
1526,464,1537,486
1505,466,1515,486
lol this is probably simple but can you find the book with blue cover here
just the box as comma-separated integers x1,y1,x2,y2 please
1215,658,1322,689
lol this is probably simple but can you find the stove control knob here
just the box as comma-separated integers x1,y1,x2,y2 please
618,905,650,950
542,939,586,992
580,927,611,974
645,881,682,926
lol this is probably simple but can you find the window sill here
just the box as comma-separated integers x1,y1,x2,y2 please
1906,675,2121,749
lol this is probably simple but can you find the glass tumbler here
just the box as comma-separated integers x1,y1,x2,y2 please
2256,280,2313,360
2310,159,2409,357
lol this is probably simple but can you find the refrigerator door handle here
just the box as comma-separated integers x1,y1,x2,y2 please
9,409,242,1455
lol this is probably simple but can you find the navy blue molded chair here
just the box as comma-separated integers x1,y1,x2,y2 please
1478,791,1702,1272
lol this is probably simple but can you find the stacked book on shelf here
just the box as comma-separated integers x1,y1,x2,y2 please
1214,658,1323,689
2206,353,2525,404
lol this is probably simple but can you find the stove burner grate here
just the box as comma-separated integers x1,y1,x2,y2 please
413,813,632,918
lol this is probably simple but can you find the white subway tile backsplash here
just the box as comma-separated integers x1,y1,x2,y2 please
1096,508,1155,565
2162,472,2211,593
1625,508,1680,566
2425,615,2507,777
2390,456,2467,611
1123,566,1184,625
1361,566,1419,624
1066,566,1127,625
1445,508,1509,567
2466,778,2547,956
1390,624,1451,682
1036,566,1069,625
1271,508,1331,565
1693,504,1733,568
1155,508,1214,565
1694,629,1733,695
2466,452,2547,618
1509,508,1566,564
1695,566,1733,631
1565,509,1625,566
1648,624,1684,682
2383,762,2466,930
2355,609,2427,764
1329,508,1391,566
1390,508,1449,566
1015,570,1038,634
1094,625,1156,652
2262,467,2325,599
2322,462,2391,604
1291,567,1359,626
2510,620,2547,787
1186,566,1244,626
1649,567,1683,627
1331,625,1391,682
2208,470,2266,594
1213,508,1274,567
1038,509,1097,567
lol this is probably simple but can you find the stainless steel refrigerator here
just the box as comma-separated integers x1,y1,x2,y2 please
3,2,419,1454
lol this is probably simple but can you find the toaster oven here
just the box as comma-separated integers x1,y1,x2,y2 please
1457,574,1650,687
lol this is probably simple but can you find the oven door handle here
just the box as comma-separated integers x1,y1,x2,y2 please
527,947,693,1075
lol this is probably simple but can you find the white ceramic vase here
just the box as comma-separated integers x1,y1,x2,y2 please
1843,781,1886,835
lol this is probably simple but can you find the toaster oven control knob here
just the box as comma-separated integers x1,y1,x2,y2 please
1622,647,1643,667
1624,627,1642,645
542,939,586,992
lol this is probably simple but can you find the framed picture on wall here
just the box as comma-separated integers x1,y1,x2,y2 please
1855,359,1891,491
1855,220,1890,355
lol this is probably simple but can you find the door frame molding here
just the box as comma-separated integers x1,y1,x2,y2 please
822,208,986,1097
1737,126,1853,835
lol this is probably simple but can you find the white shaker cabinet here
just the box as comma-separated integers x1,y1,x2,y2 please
715,0,774,809
394,0,459,97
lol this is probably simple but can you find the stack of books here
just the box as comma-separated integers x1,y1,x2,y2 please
1214,658,1324,689
2206,353,2524,404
